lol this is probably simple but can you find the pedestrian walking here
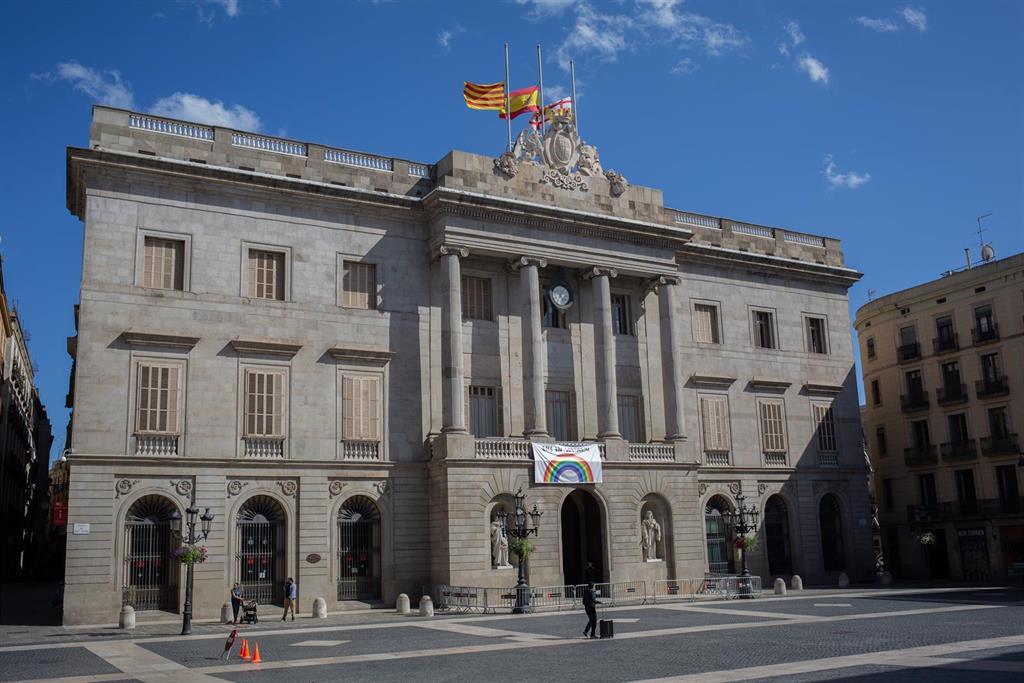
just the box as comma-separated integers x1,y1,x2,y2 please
582,581,601,639
282,577,297,621
230,582,243,624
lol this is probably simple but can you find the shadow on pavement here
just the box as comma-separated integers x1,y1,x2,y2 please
0,582,63,626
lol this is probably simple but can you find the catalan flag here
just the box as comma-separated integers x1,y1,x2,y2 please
463,81,506,111
498,86,540,120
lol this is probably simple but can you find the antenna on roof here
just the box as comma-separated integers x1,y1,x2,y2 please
976,212,996,263
867,288,876,301
975,212,992,248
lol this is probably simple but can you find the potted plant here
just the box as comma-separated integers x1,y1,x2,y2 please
508,538,534,563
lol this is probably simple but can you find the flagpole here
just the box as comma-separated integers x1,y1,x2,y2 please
570,59,579,136
504,42,512,152
537,43,545,135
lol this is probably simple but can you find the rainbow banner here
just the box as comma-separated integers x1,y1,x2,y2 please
532,443,603,485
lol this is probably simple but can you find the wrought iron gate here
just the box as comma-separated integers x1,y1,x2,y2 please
237,497,285,605
337,496,380,600
704,503,733,575
122,508,177,611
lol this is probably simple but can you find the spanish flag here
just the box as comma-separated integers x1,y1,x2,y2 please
498,86,540,120
464,82,505,111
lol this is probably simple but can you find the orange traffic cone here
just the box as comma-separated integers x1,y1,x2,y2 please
250,642,262,664
239,639,250,660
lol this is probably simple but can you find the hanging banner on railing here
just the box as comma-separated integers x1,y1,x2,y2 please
532,443,603,484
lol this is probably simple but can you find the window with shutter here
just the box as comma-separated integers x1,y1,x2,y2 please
693,304,720,344
248,249,285,300
758,400,786,453
617,395,643,442
245,369,286,437
136,363,181,434
468,385,504,437
461,276,493,321
342,262,377,310
545,390,576,441
700,396,731,453
814,403,837,452
343,374,381,441
143,237,185,290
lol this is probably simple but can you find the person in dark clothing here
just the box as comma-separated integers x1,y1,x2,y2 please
230,583,243,624
582,581,601,638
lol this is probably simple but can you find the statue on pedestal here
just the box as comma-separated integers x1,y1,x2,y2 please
491,519,511,568
639,510,662,562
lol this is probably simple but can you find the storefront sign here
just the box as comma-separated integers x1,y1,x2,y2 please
52,501,68,526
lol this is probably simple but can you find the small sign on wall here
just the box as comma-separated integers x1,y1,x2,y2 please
72,523,91,535
306,553,322,564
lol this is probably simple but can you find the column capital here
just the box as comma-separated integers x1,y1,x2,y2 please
581,266,618,281
507,256,548,271
644,273,681,295
434,244,469,260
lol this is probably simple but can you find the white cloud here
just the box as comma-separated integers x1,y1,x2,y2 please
39,62,136,109
783,20,805,47
671,57,698,75
516,0,576,18
209,0,240,17
824,155,870,189
544,84,570,103
151,93,262,131
797,53,830,85
437,25,464,51
636,0,749,57
853,16,900,33
900,6,927,32
556,3,634,70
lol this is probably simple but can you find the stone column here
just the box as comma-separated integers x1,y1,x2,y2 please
657,275,687,441
511,257,548,437
586,267,620,439
440,246,468,433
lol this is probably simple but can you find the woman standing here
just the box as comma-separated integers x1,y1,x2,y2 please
230,583,243,625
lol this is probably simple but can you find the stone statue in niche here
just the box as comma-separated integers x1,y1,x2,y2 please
639,509,663,562
491,519,512,569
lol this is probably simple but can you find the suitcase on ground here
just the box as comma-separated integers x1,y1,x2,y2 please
599,619,614,638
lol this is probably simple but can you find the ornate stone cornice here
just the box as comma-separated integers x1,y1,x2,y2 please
581,266,618,280
507,256,548,271
678,243,861,288
749,377,792,391
121,331,200,350
803,381,843,395
327,346,393,365
690,374,736,388
229,338,302,358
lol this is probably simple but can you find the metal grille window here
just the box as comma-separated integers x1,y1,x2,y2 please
342,261,376,310
700,396,731,455
611,294,633,335
617,395,643,443
337,496,381,600
136,363,181,434
806,317,827,354
244,370,286,437
866,337,876,359
693,303,720,343
753,310,775,349
342,374,381,441
461,275,493,321
758,400,787,453
248,249,285,300
545,390,576,441
142,237,184,290
704,497,733,574
467,385,503,437
237,496,285,605
814,403,837,452
122,495,177,611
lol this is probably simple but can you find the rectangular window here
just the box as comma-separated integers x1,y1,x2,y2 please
342,261,377,310
700,396,731,454
910,419,931,448
806,317,827,354
693,304,720,344
244,369,286,437
611,294,633,336
947,413,969,443
899,325,918,346
814,403,837,452
905,369,924,396
135,363,181,434
936,316,955,348
248,249,285,301
918,473,937,506
941,361,961,387
876,426,888,457
866,337,876,359
758,400,786,453
462,275,493,321
545,390,576,441
996,465,1020,505
342,374,381,441
467,385,502,438
988,406,1010,438
142,237,185,290
981,353,1000,383
753,310,776,349
974,304,995,333
883,478,894,510
871,379,881,406
617,395,643,443
955,469,977,504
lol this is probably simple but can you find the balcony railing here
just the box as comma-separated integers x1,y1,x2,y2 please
972,323,999,345
980,433,1019,456
243,437,285,458
933,333,959,354
341,440,381,460
817,452,839,467
908,498,1023,523
704,450,730,466
900,391,930,412
903,445,938,466
937,383,968,405
976,376,1009,399
628,444,675,462
135,434,179,456
763,451,788,467
898,342,921,363
475,438,531,460
940,439,977,462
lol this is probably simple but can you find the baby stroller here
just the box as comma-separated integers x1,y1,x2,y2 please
240,600,259,624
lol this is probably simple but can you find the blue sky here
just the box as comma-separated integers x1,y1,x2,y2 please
1,1,1021,461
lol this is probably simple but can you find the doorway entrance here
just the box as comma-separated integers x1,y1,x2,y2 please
561,489,605,586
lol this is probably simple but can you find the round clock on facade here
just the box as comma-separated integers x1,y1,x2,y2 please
549,282,573,310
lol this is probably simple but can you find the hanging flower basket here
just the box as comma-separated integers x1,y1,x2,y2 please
734,535,758,552
916,531,936,547
173,544,208,566
509,538,534,561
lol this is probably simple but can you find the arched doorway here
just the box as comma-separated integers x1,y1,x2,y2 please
237,495,286,605
561,489,605,586
765,495,793,575
337,496,381,600
122,495,178,612
704,496,734,574
819,494,846,572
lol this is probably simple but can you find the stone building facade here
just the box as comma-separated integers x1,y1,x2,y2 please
855,252,1024,580
62,105,872,625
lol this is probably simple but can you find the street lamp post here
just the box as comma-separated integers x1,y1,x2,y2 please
170,501,214,635
497,487,542,614
723,493,760,598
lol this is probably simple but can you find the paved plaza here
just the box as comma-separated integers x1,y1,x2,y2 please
0,586,1022,682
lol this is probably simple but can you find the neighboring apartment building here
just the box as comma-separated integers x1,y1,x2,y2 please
61,105,872,625
856,251,1024,581
0,259,53,582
